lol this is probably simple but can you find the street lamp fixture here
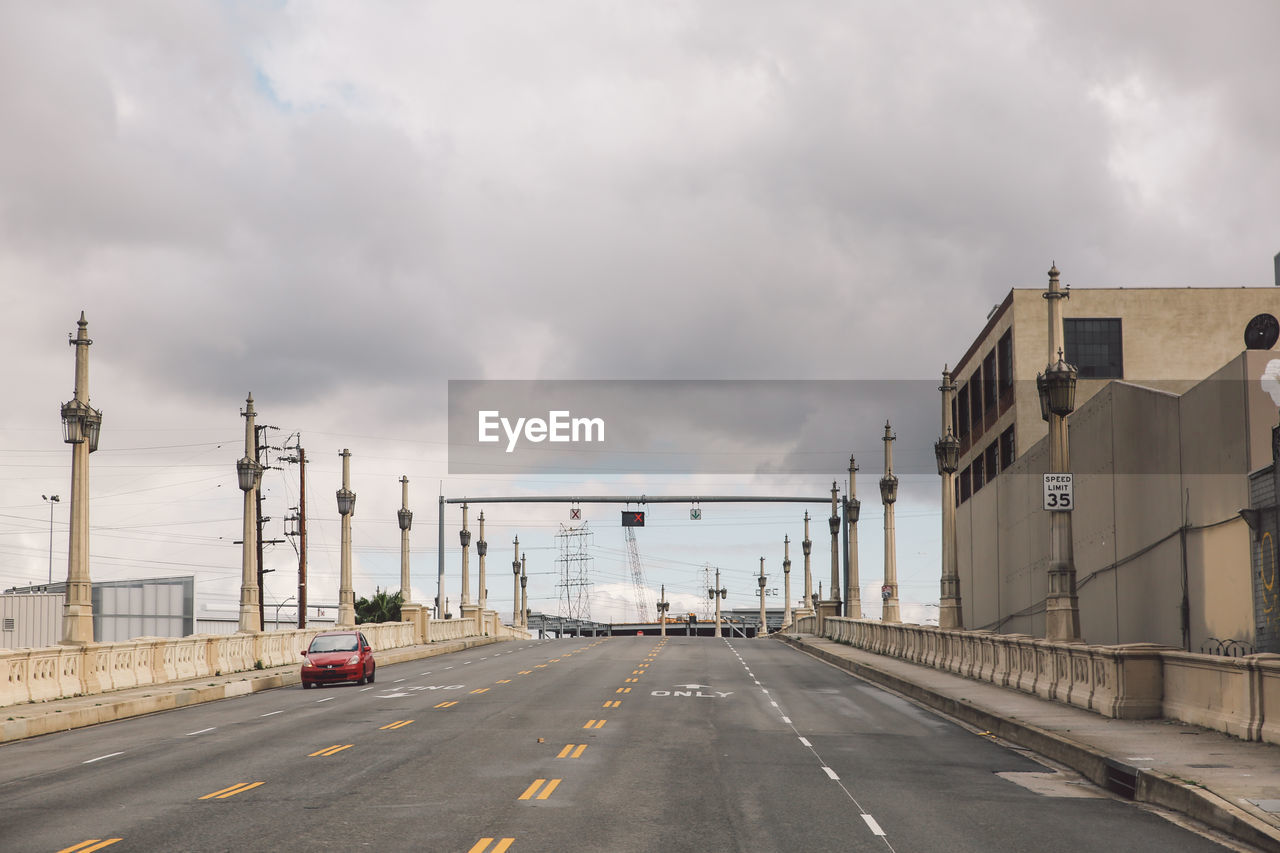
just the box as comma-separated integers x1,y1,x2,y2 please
398,507,413,531
845,496,861,524
60,399,103,452
879,474,898,504
236,455,263,492
336,487,356,517
1040,352,1079,417
934,427,960,475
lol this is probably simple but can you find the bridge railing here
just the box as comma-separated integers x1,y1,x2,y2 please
0,616,503,709
797,616,1280,745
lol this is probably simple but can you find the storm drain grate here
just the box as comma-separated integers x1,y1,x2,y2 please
1103,758,1137,799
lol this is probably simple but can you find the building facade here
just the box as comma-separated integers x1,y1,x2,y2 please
950,283,1279,651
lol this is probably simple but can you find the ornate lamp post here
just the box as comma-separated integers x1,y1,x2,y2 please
1039,263,1081,641
845,455,862,618
397,475,426,638
459,502,472,607
757,557,768,637
657,585,670,637
512,536,521,627
782,536,792,627
709,567,727,637
335,449,357,627
827,482,841,616
60,312,102,645
237,395,264,632
880,421,901,623
801,512,813,617
476,512,488,612
520,554,528,629
935,368,963,629
398,476,413,595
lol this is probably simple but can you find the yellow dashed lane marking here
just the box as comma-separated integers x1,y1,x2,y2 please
309,744,354,757
518,778,562,800
57,840,122,853
435,701,458,708
467,838,515,853
379,720,414,730
198,782,264,800
556,744,588,759
583,719,606,729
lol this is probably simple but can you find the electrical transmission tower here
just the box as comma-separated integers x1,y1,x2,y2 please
556,523,593,622
623,526,654,622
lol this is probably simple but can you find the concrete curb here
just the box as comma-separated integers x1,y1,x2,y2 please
777,634,1280,853
0,636,505,746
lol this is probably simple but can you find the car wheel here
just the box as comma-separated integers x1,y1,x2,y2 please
302,681,312,689
367,667,375,684
357,671,367,685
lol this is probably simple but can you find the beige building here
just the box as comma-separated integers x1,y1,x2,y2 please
950,281,1280,651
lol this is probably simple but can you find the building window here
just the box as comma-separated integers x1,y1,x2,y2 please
957,383,970,439
972,453,985,492
982,351,997,413
997,330,1013,394
984,441,999,482
999,425,1015,469
968,374,980,422
1065,318,1123,379
959,467,972,503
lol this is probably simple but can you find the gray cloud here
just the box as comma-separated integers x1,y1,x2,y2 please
2,2,1276,611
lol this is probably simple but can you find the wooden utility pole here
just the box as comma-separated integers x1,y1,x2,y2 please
296,446,308,628
256,425,267,630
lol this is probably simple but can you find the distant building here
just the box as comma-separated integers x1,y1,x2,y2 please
3,575,195,647
948,282,1279,651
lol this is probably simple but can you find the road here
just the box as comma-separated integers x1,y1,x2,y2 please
0,636,1242,852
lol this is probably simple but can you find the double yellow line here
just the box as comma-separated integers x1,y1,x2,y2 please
198,781,264,799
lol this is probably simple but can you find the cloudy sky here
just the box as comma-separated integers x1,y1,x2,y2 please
2,1,1277,627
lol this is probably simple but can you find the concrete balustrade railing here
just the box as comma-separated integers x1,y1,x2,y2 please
0,615,519,710
800,616,1280,745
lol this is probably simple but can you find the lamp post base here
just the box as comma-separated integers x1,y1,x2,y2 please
938,599,963,629
400,602,425,643
881,600,900,623
1045,596,1081,642
60,604,95,645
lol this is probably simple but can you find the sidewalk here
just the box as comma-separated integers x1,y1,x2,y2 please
778,633,1280,852
0,635,505,746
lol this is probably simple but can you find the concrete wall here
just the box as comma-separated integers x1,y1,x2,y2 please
957,353,1267,649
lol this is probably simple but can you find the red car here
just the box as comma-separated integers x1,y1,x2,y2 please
301,630,376,688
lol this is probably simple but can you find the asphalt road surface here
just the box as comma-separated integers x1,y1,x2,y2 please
0,637,1243,852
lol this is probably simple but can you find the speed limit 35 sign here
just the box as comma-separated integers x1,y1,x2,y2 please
1043,474,1074,511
